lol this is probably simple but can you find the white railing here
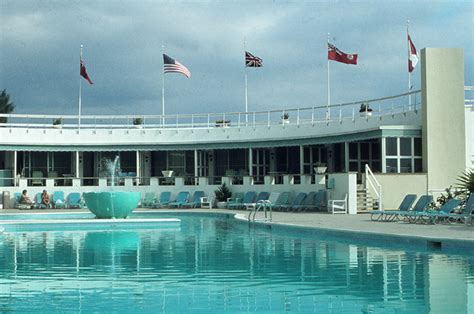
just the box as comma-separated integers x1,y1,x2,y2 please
0,90,421,129
365,164,383,211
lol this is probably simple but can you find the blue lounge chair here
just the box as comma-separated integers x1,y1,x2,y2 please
33,192,46,209
245,191,270,210
272,192,291,211
226,192,244,209
228,191,256,210
14,192,32,209
168,191,189,208
420,198,462,224
67,192,83,209
153,191,172,208
141,192,157,208
288,192,307,212
371,194,417,222
399,195,433,223
52,191,67,209
437,193,474,223
182,191,205,208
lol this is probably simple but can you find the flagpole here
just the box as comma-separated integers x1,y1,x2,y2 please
327,33,330,120
244,38,248,124
407,20,412,109
78,44,83,129
162,44,165,126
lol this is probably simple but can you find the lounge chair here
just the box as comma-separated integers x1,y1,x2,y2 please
67,192,83,209
141,192,157,208
14,192,32,209
399,195,433,223
419,198,462,224
245,191,270,211
33,192,46,209
329,193,348,214
152,191,172,208
272,192,291,211
168,191,189,208
370,194,417,222
288,192,307,212
436,193,474,223
200,196,214,209
181,191,205,208
52,191,67,209
227,191,256,210
226,192,244,209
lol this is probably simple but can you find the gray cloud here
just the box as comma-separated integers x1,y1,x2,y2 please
1,0,472,116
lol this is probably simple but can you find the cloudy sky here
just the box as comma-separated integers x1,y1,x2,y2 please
1,0,472,116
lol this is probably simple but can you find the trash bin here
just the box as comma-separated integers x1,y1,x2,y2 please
2,191,10,209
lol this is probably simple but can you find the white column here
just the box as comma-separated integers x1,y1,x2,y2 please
136,151,140,185
248,148,253,176
13,151,17,186
299,145,304,175
381,138,386,173
194,149,198,178
75,151,80,178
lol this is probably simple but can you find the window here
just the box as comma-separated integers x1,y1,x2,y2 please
384,137,422,173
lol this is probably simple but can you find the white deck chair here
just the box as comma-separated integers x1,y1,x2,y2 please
328,193,348,214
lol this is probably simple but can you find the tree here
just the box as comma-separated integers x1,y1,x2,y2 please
0,89,15,123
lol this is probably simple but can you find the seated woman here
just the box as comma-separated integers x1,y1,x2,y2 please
20,189,33,206
41,190,51,208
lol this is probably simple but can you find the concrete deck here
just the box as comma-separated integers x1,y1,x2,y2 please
1,207,473,243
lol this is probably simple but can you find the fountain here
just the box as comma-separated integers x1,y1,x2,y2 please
83,156,140,219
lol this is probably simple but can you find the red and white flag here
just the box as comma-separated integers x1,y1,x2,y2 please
408,34,418,73
328,43,358,65
80,58,93,85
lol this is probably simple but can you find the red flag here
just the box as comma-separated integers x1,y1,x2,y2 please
328,43,358,65
408,34,418,73
80,58,93,85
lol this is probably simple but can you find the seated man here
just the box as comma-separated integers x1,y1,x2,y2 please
41,190,51,208
20,189,33,205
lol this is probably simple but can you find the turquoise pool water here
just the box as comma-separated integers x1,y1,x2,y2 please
1,213,473,313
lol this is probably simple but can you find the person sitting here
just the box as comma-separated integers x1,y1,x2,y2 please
20,189,33,206
41,190,51,208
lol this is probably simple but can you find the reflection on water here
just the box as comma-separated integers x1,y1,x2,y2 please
0,216,473,313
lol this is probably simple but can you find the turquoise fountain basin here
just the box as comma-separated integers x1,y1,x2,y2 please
83,191,141,219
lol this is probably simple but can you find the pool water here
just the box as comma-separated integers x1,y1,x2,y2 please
0,213,473,313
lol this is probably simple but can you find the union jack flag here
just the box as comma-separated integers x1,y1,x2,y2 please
245,51,262,67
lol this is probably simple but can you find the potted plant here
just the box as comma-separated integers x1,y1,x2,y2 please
314,162,327,174
359,103,373,116
215,119,231,127
52,118,63,129
214,182,232,209
133,117,143,128
281,112,290,124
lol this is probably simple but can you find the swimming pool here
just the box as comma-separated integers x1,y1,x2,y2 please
1,212,473,313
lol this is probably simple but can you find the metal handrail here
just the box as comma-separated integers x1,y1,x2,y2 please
248,200,272,222
365,164,383,211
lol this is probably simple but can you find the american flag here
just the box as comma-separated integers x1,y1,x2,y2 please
163,54,191,78
245,51,262,67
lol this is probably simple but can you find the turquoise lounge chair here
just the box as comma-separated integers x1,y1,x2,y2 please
52,191,67,209
228,191,256,210
226,192,244,209
33,192,46,209
272,192,291,211
14,192,32,209
67,192,83,209
182,191,205,208
153,191,172,208
399,195,433,223
168,191,189,208
141,192,157,208
266,192,280,205
244,191,270,210
437,193,474,223
371,194,417,222
420,198,462,224
288,192,307,212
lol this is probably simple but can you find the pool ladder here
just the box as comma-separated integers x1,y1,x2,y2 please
248,200,273,222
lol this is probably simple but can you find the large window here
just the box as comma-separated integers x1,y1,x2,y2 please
384,137,422,173
348,140,381,172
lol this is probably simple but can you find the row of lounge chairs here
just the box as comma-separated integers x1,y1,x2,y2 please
14,191,83,209
141,191,205,209
371,193,474,224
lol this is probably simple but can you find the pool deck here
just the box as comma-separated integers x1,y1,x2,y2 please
1,207,473,243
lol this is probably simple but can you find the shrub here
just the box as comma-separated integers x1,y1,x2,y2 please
215,183,232,202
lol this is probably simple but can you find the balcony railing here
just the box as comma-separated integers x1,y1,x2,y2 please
0,90,422,129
